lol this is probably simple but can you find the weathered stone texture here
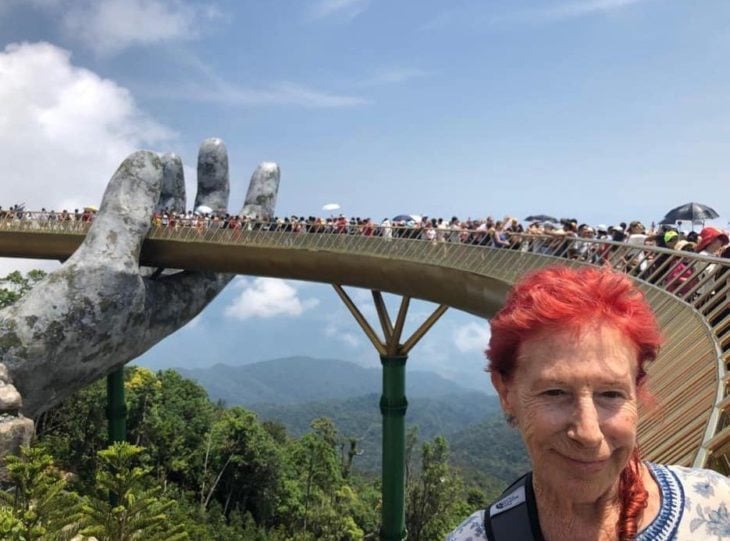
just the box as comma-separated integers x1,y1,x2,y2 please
241,162,280,220
0,138,279,458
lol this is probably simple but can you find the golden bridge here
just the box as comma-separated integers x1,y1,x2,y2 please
1,214,728,539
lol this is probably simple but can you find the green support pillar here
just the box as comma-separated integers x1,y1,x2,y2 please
380,354,408,541
106,368,127,444
333,285,448,541
106,368,127,506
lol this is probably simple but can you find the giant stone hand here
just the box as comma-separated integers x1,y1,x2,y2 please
0,138,280,459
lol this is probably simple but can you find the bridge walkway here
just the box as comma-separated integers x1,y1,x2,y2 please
0,216,728,472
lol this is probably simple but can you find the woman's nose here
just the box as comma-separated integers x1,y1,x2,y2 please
567,398,603,447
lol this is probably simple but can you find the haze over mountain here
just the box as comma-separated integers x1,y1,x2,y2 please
175,355,492,407
173,355,518,476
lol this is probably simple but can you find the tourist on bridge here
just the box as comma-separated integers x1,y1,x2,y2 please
447,266,730,541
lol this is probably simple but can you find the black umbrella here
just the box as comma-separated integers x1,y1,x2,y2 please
659,202,720,224
525,214,558,223
392,214,416,222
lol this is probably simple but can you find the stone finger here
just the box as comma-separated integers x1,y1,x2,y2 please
240,162,280,220
158,153,186,214
194,138,229,214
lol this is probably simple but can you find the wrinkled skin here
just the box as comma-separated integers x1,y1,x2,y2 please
0,138,280,460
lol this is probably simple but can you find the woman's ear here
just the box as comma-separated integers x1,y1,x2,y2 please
491,370,514,418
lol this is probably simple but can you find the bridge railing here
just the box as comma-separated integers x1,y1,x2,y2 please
2,211,727,355
1,212,728,469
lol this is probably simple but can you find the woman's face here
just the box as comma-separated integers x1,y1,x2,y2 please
492,323,639,504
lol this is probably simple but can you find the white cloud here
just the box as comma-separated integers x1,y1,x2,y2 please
224,277,320,320
497,0,651,24
351,288,373,302
421,0,651,30
452,321,490,353
308,0,369,21
360,67,429,87
0,41,174,212
148,79,369,109
324,321,362,348
133,50,368,109
60,0,221,55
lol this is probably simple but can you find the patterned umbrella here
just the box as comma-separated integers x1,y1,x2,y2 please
660,202,719,224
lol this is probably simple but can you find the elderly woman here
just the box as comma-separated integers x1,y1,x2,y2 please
447,266,730,541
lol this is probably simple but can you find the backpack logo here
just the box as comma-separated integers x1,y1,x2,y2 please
490,486,526,517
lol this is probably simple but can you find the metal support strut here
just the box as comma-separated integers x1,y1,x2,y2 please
333,285,448,541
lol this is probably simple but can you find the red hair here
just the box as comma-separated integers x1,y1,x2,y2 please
487,266,662,540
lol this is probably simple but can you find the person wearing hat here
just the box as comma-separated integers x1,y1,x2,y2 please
643,229,681,283
696,226,729,256
663,240,699,295
695,227,730,298
624,221,649,272
663,230,679,250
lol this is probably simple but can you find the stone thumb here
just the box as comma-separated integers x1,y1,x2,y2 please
72,150,162,269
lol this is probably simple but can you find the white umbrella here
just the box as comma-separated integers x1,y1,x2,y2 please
195,205,213,215
322,203,340,212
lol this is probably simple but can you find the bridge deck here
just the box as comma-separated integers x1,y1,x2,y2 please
0,219,728,471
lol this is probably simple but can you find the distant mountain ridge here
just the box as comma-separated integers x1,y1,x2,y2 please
250,392,502,473
175,355,491,407
171,356,524,485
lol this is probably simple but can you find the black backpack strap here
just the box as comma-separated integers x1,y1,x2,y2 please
484,472,545,541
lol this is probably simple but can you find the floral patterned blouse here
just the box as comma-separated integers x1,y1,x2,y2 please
446,463,730,540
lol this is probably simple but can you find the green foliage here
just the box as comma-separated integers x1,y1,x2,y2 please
35,378,108,484
406,436,472,541
0,270,47,308
28,362,526,539
0,507,24,539
126,368,216,491
280,418,378,539
80,442,188,541
253,392,501,473
201,407,284,524
448,415,530,493
0,445,83,540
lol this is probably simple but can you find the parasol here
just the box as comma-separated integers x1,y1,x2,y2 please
659,202,719,224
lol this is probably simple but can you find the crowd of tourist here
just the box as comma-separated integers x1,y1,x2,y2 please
1,203,728,337
2,204,727,260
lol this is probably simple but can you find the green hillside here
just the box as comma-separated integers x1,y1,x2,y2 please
448,416,530,484
175,355,492,406
250,391,502,472
174,356,526,487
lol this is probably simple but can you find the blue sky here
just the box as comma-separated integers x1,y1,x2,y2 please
1,0,728,390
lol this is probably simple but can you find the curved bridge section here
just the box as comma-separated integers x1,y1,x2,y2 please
0,217,728,471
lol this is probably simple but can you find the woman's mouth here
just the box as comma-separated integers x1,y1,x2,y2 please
558,453,611,473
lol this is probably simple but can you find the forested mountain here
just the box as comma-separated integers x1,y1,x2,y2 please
174,355,491,406
448,416,530,485
174,355,527,489
250,392,502,473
